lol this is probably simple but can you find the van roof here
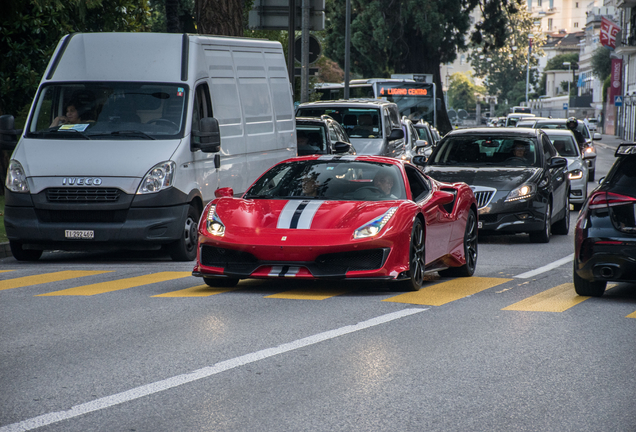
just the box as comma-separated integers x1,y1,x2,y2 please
44,32,282,84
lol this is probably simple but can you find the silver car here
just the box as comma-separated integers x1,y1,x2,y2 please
544,129,589,210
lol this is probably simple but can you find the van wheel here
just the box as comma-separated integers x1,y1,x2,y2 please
10,241,43,261
167,204,200,261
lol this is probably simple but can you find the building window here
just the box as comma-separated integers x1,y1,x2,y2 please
538,0,542,6
575,2,579,7
548,18,553,30
574,22,579,28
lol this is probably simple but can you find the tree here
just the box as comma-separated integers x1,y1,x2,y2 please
537,53,578,95
591,46,611,81
469,5,544,105
195,0,243,35
447,73,483,110
323,0,521,134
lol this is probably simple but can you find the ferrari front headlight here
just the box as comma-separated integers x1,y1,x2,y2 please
206,204,225,236
353,207,398,239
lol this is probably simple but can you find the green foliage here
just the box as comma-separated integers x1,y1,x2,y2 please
469,4,543,100
537,53,578,95
0,0,151,119
447,73,483,110
591,46,611,81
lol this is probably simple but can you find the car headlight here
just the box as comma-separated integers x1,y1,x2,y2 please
353,207,398,239
585,146,595,154
569,169,583,180
206,204,225,236
505,184,536,202
137,161,176,194
5,160,29,193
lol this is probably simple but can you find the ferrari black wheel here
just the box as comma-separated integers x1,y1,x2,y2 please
204,277,239,288
402,218,426,291
439,209,477,277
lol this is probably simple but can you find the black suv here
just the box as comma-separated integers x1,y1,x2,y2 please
295,115,356,156
573,143,636,296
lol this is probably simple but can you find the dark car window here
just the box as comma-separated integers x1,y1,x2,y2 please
541,135,556,162
297,124,327,155
297,107,382,138
405,165,430,201
430,135,539,167
549,136,579,157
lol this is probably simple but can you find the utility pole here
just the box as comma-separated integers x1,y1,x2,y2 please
344,0,351,100
525,34,533,106
301,0,310,102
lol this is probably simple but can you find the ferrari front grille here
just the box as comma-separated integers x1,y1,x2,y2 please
200,245,258,267
315,248,388,272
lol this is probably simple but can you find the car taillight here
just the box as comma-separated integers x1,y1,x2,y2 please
588,191,636,210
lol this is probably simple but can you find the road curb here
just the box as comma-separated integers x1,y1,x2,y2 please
1,242,11,259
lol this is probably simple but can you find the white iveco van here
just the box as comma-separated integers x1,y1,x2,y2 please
1,32,296,261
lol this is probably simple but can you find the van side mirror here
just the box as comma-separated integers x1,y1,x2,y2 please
0,115,21,151
192,117,220,152
389,128,404,140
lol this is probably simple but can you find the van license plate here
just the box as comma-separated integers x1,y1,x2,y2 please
65,230,94,239
478,221,483,229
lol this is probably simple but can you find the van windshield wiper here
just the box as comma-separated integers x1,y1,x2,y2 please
109,130,156,140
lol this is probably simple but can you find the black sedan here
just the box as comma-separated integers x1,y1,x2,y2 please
573,143,636,296
414,128,569,243
296,116,356,156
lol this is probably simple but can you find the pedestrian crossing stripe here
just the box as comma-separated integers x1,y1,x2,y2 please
37,272,191,296
384,277,512,306
152,285,238,297
502,283,618,312
0,271,111,292
626,311,636,319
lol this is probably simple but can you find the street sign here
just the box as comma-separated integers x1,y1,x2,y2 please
294,35,321,64
563,103,569,110
615,95,623,107
248,0,325,30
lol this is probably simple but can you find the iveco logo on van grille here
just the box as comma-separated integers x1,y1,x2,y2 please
62,178,103,186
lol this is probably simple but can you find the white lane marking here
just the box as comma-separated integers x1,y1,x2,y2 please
514,254,574,279
1,308,426,432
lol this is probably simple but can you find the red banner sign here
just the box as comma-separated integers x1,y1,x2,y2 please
600,17,621,49
609,58,623,102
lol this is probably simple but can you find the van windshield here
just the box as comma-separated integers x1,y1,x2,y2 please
27,83,188,140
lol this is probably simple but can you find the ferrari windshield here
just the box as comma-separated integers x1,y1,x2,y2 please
27,82,188,140
245,160,406,201
430,135,539,167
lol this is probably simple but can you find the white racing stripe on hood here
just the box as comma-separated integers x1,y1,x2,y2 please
277,200,325,229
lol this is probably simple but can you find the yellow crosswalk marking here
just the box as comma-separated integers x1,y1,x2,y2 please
502,283,586,312
0,270,14,274
503,283,619,312
266,289,348,300
153,285,237,297
0,271,111,291
384,277,511,306
37,271,191,296
626,311,636,319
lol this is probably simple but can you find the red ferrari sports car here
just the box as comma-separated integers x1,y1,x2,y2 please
192,155,478,291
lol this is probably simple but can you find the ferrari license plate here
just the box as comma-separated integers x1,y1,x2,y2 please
478,221,483,229
65,230,94,239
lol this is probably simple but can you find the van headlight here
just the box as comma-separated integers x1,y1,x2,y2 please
206,205,225,236
137,161,175,194
353,207,398,239
505,184,536,202
569,169,583,180
5,160,30,193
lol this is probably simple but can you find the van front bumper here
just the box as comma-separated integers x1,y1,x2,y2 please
3,189,190,251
